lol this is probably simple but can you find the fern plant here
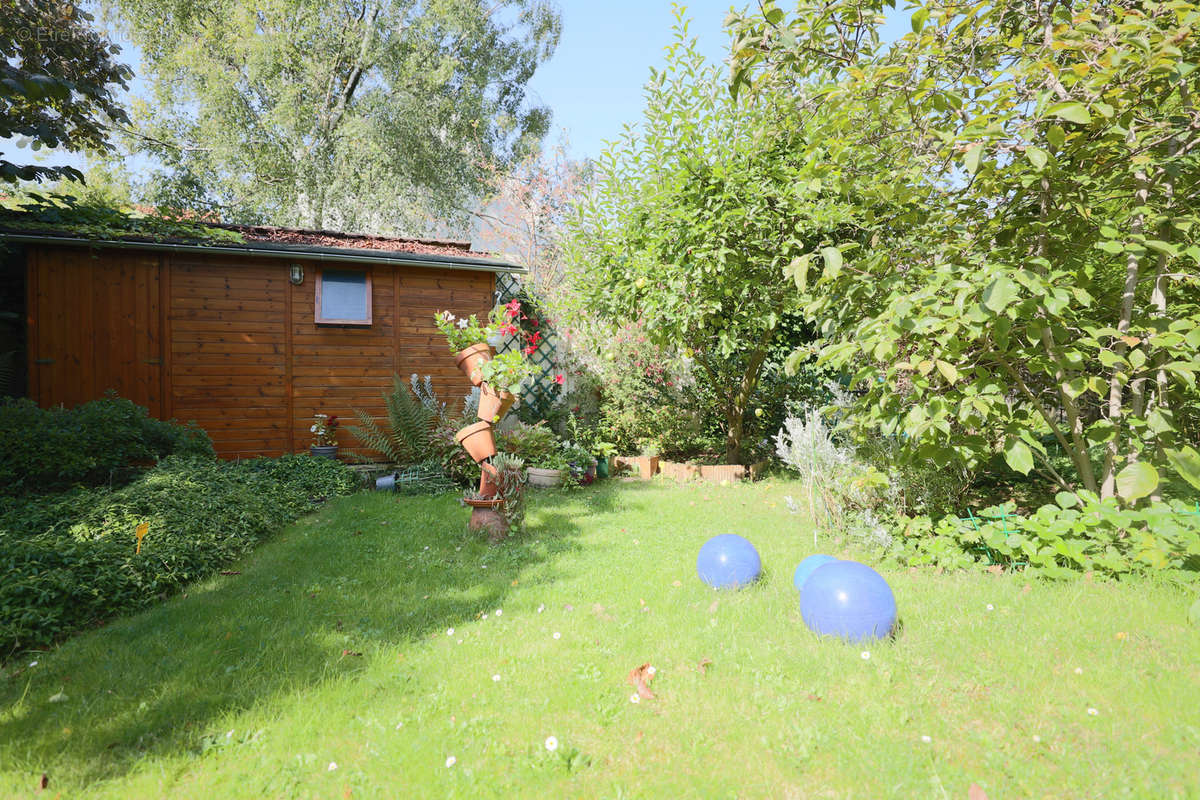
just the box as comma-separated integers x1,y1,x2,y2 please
348,375,433,465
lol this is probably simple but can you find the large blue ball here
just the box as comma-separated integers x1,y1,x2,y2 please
696,534,762,589
793,554,838,594
800,560,897,642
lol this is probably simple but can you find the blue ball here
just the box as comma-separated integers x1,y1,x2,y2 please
793,554,839,594
800,560,897,642
696,534,762,589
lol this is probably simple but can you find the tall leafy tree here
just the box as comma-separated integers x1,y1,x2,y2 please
0,1,132,183
728,0,1200,503
104,0,560,235
563,18,864,463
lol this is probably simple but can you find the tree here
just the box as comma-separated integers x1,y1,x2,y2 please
727,0,1200,502
0,1,132,183
102,0,561,235
562,15,865,463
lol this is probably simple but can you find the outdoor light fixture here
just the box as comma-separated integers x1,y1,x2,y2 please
289,263,304,285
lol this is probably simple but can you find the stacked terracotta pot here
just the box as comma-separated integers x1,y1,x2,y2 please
451,342,516,501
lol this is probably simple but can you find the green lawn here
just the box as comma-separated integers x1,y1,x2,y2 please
2,480,1198,799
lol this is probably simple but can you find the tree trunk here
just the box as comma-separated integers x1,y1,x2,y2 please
1100,168,1148,500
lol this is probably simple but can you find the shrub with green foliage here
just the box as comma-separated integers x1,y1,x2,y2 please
882,496,1200,581
0,396,213,495
0,454,356,657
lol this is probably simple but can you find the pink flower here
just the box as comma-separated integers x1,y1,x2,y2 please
507,299,521,314
554,374,564,385
523,345,537,356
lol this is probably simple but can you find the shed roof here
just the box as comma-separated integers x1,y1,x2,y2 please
0,216,525,273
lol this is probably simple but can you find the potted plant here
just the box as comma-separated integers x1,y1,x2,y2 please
309,412,339,458
561,440,596,486
476,350,534,423
465,452,527,542
435,310,495,385
594,441,617,478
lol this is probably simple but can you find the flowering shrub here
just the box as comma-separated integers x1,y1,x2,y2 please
434,310,492,352
310,412,339,447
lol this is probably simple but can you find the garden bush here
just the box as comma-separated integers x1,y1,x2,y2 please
0,454,356,656
0,395,213,495
880,496,1200,581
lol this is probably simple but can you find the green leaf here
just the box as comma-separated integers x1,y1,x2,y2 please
1165,446,1200,491
1096,240,1124,254
820,246,843,278
1004,438,1034,475
786,254,811,292
963,143,983,174
911,7,929,33
1055,491,1079,509
935,359,959,384
1025,146,1048,170
764,7,784,24
1115,461,1158,503
1047,101,1091,124
982,276,1019,313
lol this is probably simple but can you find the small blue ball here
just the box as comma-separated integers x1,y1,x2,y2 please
696,534,762,590
800,560,897,642
793,554,839,594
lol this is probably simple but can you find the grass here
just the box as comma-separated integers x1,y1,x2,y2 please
1,479,1198,799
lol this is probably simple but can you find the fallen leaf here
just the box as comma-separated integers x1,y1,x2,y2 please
627,663,656,699
671,580,682,587
708,599,719,614
986,565,1002,575
342,650,362,657
39,773,48,791
1022,584,1032,594
806,693,822,702
697,657,713,675
968,783,990,800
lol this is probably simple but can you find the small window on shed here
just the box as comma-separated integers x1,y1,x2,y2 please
315,268,372,325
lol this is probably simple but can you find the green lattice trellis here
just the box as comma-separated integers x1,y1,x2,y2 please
496,273,561,417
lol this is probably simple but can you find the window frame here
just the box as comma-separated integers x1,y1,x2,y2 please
314,267,373,326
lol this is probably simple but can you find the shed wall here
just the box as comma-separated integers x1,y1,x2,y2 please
27,245,496,459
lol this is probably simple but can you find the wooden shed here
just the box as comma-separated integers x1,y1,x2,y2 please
0,224,522,459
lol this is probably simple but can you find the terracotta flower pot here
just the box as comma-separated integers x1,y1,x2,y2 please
476,383,516,423
453,342,492,386
479,462,500,498
455,421,497,463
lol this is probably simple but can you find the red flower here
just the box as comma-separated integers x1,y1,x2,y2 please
501,323,518,336
522,345,537,355
554,374,564,385
526,330,542,346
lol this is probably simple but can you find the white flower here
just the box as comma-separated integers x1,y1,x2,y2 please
396,722,404,730
328,762,337,771
860,651,870,660
1074,667,1083,675
447,628,454,636
225,730,233,739
445,756,457,768
544,736,558,752
647,666,657,676
495,609,502,617
457,318,469,329
920,735,932,744
629,693,640,704
537,604,545,613
1087,707,1098,716
986,604,994,611
310,424,318,433
481,613,488,619
553,632,561,640
1032,734,1041,743
492,674,501,682
28,661,37,667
